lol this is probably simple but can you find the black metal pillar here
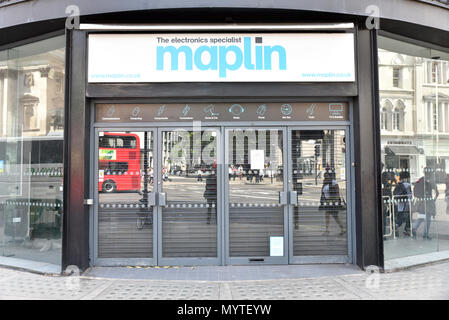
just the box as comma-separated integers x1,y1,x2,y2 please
353,27,384,270
62,29,90,272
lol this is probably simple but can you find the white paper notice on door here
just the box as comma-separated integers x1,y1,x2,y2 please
270,236,284,256
340,167,345,180
250,149,265,170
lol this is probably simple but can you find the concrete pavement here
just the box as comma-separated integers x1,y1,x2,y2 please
0,261,448,300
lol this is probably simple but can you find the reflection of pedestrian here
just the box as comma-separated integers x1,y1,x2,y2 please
162,167,168,181
254,170,259,183
238,165,243,180
393,171,412,237
149,167,154,185
413,168,439,240
320,171,345,236
445,174,449,215
197,169,203,182
381,163,395,236
203,171,217,224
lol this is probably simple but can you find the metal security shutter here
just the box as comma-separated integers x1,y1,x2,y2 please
98,207,153,258
293,208,347,256
227,128,285,258
291,129,348,256
229,206,284,257
161,205,217,258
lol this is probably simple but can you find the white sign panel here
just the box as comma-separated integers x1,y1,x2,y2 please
250,150,265,170
88,33,355,82
340,167,346,180
270,236,284,257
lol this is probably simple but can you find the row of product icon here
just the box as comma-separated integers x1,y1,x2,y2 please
110,103,292,117
184,103,293,117
106,103,343,118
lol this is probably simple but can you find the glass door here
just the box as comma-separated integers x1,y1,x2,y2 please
93,126,351,266
157,128,221,265
288,128,351,263
95,129,157,266
225,128,288,264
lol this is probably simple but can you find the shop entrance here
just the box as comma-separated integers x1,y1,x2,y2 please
91,103,352,266
224,127,350,264
94,127,221,266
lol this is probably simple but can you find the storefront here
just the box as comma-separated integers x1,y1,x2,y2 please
0,0,448,273
93,103,352,266
86,30,355,266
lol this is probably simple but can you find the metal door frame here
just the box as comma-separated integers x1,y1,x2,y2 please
287,125,353,264
91,124,354,266
156,126,222,266
224,126,289,265
92,125,222,266
92,127,158,266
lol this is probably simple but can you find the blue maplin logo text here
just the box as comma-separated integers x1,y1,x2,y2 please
156,37,287,78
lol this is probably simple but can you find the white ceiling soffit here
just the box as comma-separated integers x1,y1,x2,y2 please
79,23,355,31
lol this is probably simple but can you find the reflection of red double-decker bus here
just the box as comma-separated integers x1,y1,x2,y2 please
98,133,141,193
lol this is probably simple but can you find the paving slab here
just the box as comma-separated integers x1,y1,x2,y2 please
227,278,361,300
0,270,109,300
93,281,220,300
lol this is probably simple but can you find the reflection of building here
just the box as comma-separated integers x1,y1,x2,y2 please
0,38,65,267
294,130,345,178
379,47,449,182
0,55,65,138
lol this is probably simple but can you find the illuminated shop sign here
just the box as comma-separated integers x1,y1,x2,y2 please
156,37,286,78
88,33,355,82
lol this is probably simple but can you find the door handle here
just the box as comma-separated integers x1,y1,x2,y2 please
278,191,288,205
158,192,167,207
148,192,156,206
289,191,298,205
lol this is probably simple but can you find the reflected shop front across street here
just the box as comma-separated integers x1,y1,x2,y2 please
93,102,351,266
